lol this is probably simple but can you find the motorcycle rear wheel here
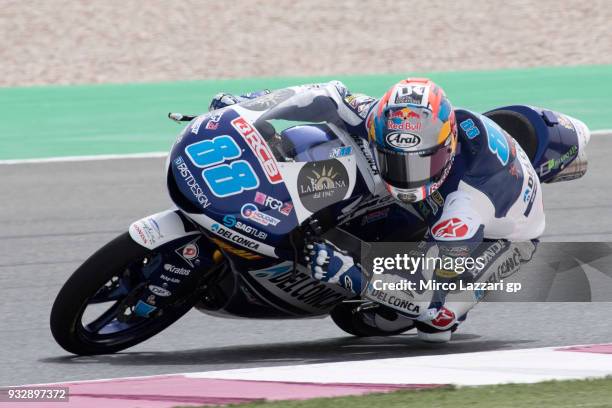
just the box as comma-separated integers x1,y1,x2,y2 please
330,302,415,337
50,232,198,355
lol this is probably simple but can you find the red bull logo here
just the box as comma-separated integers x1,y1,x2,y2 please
389,108,421,120
388,108,422,131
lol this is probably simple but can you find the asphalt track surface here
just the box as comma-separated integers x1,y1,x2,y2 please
1,136,612,387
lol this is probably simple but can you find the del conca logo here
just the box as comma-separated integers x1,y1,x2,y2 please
385,132,421,150
297,159,349,213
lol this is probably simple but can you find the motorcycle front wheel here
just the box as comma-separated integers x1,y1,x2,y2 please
50,232,202,355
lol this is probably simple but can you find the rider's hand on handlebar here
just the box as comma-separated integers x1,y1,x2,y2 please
209,89,273,111
209,93,242,111
304,240,363,295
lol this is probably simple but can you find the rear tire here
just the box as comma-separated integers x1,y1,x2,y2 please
330,302,415,337
50,233,197,355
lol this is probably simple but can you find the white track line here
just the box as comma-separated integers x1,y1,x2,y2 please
0,151,167,165
188,343,612,386
1,130,610,166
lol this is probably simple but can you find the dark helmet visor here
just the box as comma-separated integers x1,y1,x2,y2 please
374,141,453,189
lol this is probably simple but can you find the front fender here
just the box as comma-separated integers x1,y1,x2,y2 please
128,209,200,250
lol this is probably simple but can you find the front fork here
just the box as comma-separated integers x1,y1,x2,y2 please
127,209,222,317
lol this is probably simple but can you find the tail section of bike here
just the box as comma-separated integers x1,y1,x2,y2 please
484,105,590,183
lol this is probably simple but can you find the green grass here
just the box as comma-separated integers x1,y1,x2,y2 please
179,378,612,408
1,65,611,160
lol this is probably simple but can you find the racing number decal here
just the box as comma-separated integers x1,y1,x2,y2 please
484,121,510,165
480,116,510,166
185,135,259,197
459,119,480,139
202,161,258,197
186,135,241,168
461,117,510,165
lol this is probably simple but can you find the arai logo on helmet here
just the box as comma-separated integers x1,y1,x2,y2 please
385,133,421,150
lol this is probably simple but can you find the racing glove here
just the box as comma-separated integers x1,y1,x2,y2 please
209,93,243,111
304,240,364,295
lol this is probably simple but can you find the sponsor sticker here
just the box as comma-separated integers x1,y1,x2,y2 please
231,117,283,184
431,218,469,239
248,263,349,312
254,191,293,216
387,107,422,132
205,111,224,130
431,307,456,329
210,223,261,251
367,288,420,316
160,274,181,284
394,85,426,104
537,145,578,177
345,94,375,119
133,224,149,245
351,135,379,176
175,237,200,267
430,190,444,207
360,207,390,226
173,156,212,210
329,146,352,158
132,218,163,246
191,116,207,134
164,263,191,276
222,214,268,239
148,285,171,297
183,244,198,259
241,203,281,227
297,159,349,213
385,132,421,150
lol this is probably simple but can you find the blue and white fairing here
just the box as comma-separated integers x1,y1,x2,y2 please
165,86,362,260
484,105,590,183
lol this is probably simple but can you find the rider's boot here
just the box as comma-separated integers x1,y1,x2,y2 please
415,306,466,343
415,323,453,343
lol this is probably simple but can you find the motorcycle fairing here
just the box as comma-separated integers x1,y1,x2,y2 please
167,91,364,259
168,108,297,252
197,260,354,318
276,155,357,225
484,105,590,183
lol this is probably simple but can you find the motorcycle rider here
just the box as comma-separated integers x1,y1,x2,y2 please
210,78,545,342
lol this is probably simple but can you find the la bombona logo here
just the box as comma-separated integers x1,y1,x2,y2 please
297,159,349,212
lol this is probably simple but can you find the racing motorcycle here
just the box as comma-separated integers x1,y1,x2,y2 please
50,86,590,355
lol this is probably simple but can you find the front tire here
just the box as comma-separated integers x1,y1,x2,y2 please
50,233,198,355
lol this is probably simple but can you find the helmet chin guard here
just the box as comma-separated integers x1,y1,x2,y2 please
383,153,454,203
